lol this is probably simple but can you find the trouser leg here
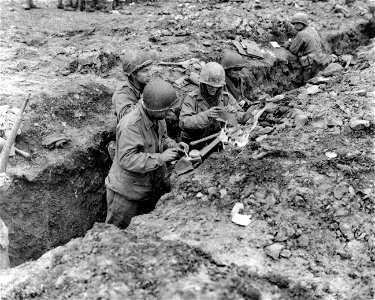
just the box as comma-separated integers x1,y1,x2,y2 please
105,188,141,230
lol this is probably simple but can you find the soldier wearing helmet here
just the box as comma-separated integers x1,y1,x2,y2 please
112,51,155,123
285,13,329,82
105,79,189,229
179,62,253,143
221,51,250,108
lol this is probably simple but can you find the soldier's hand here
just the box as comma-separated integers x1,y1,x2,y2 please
206,107,222,119
225,105,237,113
160,148,179,163
177,142,189,154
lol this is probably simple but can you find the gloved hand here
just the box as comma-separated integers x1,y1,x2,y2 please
206,107,222,120
177,142,189,154
160,148,179,163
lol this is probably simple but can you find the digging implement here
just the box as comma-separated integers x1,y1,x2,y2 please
0,95,30,174
174,133,225,176
189,132,220,147
0,137,30,158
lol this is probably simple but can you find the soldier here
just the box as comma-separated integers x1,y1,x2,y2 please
179,62,253,144
107,51,154,159
221,51,249,109
105,79,189,229
285,13,329,82
22,0,40,10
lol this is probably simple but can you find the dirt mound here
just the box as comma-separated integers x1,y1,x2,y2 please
2,223,321,300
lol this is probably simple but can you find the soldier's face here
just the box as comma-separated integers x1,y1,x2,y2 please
293,23,304,32
227,67,242,81
206,85,220,95
136,66,152,85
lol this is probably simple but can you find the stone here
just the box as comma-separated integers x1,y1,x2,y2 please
258,126,274,134
295,114,309,126
265,243,285,260
219,189,228,198
340,223,354,240
298,93,308,101
326,118,343,127
349,119,370,130
196,192,204,198
333,182,348,199
255,135,268,142
306,85,320,95
298,236,309,248
280,249,292,258
323,63,343,77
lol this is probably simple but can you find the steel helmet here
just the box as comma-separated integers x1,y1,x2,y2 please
199,62,226,87
221,51,245,70
121,50,154,76
291,13,309,26
142,79,180,111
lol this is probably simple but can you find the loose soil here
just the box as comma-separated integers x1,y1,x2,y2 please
0,0,374,299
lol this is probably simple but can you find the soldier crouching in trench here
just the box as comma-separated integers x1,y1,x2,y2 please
179,62,254,145
104,79,189,230
284,13,330,83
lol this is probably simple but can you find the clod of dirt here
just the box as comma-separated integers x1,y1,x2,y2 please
323,63,344,76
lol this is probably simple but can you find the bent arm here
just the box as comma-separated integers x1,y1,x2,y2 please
117,125,164,173
179,95,211,130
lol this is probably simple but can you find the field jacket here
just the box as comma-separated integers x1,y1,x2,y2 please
179,89,247,142
289,26,328,67
105,105,177,201
112,77,141,123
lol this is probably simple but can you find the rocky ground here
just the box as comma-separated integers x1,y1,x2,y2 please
0,0,374,299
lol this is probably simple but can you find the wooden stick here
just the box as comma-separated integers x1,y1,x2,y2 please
0,137,31,158
199,136,222,158
0,95,30,173
189,132,220,147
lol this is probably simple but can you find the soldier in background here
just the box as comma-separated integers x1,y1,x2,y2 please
285,13,329,82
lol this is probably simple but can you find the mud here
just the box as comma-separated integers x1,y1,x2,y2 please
0,0,374,298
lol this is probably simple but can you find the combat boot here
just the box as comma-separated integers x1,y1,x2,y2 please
85,0,95,12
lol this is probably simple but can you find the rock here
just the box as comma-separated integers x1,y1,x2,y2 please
340,223,354,240
255,135,268,142
306,85,320,95
295,114,309,126
196,192,203,198
323,63,343,77
327,118,343,127
349,119,370,130
309,76,330,84
280,249,292,258
297,236,309,248
346,240,364,258
333,182,348,199
258,126,274,134
207,187,219,199
298,93,308,101
219,189,228,198
275,226,295,242
265,243,285,260
349,76,360,86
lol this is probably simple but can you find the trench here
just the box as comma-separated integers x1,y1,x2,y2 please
0,20,371,267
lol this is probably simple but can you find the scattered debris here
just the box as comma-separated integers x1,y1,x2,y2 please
265,243,285,260
231,203,251,226
42,133,71,150
325,151,338,159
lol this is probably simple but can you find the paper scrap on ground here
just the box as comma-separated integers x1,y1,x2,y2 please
231,203,251,226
